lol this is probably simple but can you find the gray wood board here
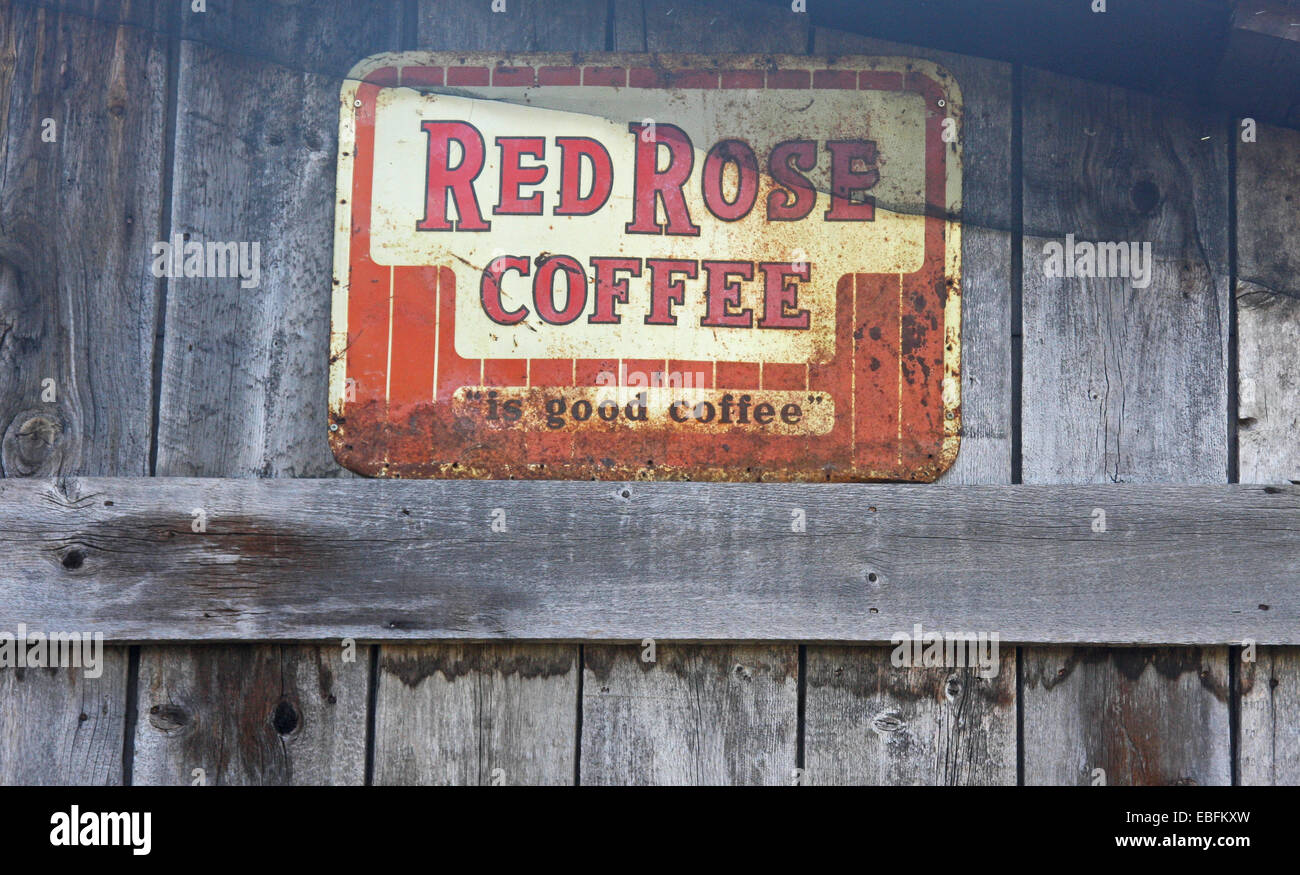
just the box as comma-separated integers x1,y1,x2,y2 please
136,0,403,785
804,25,1016,784
582,643,798,785
1021,71,1229,483
1235,121,1300,786
1023,647,1231,785
133,644,369,785
1,478,1295,644
1237,124,1300,486
804,646,1016,785
0,0,169,784
373,643,577,785
1020,67,1232,785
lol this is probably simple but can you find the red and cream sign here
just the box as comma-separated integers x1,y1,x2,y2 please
330,53,961,481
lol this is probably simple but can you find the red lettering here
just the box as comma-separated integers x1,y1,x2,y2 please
533,256,587,325
766,139,817,222
416,120,490,231
625,123,700,236
757,262,811,329
702,139,759,221
494,136,547,215
644,259,697,326
700,261,754,328
824,140,879,221
481,255,529,324
589,257,641,324
555,137,614,216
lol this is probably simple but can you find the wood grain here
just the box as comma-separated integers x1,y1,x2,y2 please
1022,71,1229,483
136,0,402,786
1,478,1295,644
0,658,129,785
1020,68,1232,785
1235,121,1300,786
1236,124,1300,487
373,644,577,785
133,644,368,785
1024,647,1230,785
0,0,169,784
805,647,1015,785
155,3,399,478
582,644,798,785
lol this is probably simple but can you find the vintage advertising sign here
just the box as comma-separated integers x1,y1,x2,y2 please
330,53,962,481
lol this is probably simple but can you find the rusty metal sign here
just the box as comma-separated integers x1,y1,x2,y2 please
330,53,962,481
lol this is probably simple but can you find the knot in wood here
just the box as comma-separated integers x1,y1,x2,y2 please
148,703,190,735
2,411,65,477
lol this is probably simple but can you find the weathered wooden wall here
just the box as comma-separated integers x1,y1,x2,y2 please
0,0,1295,785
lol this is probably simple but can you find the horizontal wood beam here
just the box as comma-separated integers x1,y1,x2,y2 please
0,478,1296,644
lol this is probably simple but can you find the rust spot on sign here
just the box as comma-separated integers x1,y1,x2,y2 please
329,52,962,481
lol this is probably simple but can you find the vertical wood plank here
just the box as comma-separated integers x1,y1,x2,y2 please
1021,69,1231,785
134,644,368,785
134,0,402,785
1021,73,1230,484
1235,122,1300,785
582,645,797,785
805,647,1015,785
802,26,1016,785
574,0,803,786
366,0,612,785
0,0,168,784
374,645,578,786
